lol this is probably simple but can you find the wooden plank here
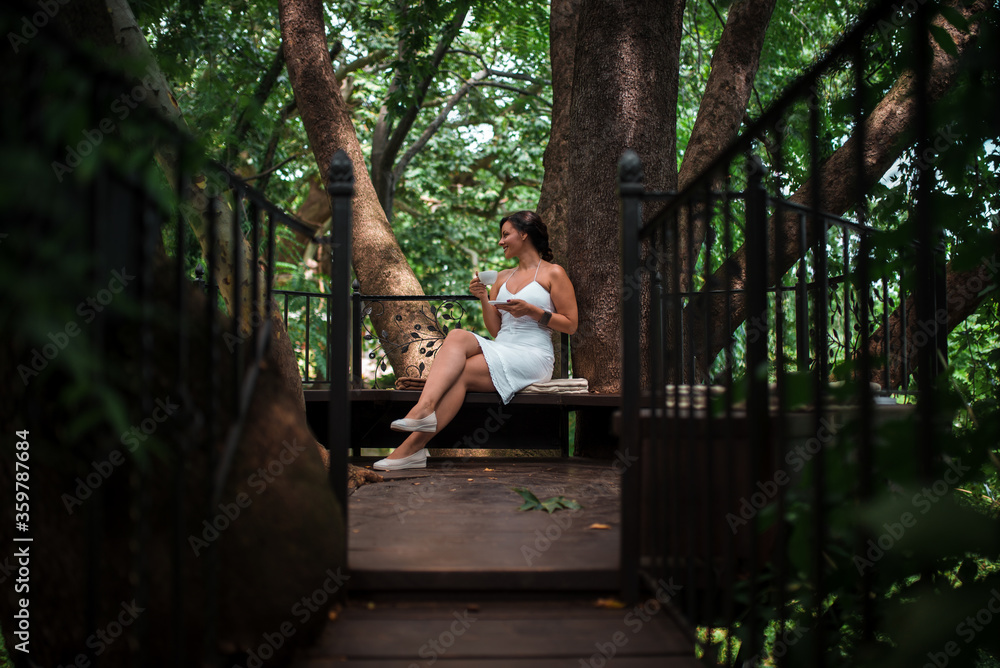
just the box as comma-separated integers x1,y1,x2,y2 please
347,569,618,592
298,602,695,662
348,460,622,592
305,388,623,407
291,458,698,667
297,658,704,667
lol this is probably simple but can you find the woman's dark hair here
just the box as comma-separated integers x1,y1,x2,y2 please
500,210,553,262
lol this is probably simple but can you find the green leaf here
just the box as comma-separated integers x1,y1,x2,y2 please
928,24,958,56
937,5,969,32
510,488,582,513
510,486,541,511
540,497,563,513
559,498,582,511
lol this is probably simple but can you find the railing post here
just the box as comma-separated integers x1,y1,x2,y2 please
744,155,769,662
619,149,643,604
352,279,363,389
327,149,354,534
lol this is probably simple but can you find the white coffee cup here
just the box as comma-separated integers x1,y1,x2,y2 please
477,270,498,285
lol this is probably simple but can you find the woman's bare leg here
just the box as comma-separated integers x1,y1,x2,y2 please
386,352,494,459
401,329,486,421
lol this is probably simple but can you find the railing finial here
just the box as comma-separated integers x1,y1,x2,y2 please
747,154,767,180
327,149,355,196
618,149,644,196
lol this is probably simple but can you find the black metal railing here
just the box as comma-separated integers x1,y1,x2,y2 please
273,285,572,389
2,2,350,663
271,288,335,385
618,0,981,665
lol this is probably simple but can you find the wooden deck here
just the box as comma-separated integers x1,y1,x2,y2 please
349,458,620,591
294,458,698,666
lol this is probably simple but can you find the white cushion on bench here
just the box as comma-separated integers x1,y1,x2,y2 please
521,378,589,394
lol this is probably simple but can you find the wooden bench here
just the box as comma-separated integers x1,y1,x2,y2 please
305,388,620,457
275,288,618,455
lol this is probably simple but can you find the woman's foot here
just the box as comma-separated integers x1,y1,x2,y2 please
373,448,428,471
390,411,437,433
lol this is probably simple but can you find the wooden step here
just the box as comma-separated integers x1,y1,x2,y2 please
294,597,700,666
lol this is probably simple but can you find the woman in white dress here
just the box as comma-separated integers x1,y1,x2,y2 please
374,210,579,471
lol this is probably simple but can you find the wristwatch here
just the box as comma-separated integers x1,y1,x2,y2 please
538,310,552,327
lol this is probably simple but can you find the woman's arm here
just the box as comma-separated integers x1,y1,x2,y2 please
471,269,512,338
543,264,578,335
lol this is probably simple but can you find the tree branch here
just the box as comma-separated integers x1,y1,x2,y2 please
685,0,990,377
335,48,392,80
383,2,471,168
230,44,286,148
243,153,301,182
392,70,486,183
371,0,471,217
473,80,551,106
446,49,551,85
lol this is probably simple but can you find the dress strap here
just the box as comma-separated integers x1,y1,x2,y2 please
533,261,543,281
496,270,511,294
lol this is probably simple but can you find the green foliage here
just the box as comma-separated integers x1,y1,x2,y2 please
510,486,582,513
137,0,552,295
0,620,11,668
686,6,1000,667
32,1,999,663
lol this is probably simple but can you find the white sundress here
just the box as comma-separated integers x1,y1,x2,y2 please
473,263,555,404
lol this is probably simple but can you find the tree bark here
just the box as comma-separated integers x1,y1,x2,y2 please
675,0,777,288
562,0,685,456
565,0,686,396
685,0,989,378
63,0,306,412
279,0,435,380
537,0,582,269
537,0,581,380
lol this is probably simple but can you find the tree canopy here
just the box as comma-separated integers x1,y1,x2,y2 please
131,0,881,296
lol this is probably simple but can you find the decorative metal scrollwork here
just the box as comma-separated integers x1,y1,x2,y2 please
359,298,474,388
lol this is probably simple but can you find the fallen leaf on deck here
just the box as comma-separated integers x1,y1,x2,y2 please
588,523,612,530
484,468,495,471
467,478,474,481
594,598,625,609
510,487,583,513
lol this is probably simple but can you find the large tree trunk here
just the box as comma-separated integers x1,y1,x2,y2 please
537,0,581,380
685,0,989,378
564,0,685,456
64,0,306,412
537,0,582,269
565,0,685,395
279,0,436,381
57,1,384,489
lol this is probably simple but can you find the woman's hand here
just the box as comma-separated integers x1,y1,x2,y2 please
494,299,537,319
470,273,489,300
